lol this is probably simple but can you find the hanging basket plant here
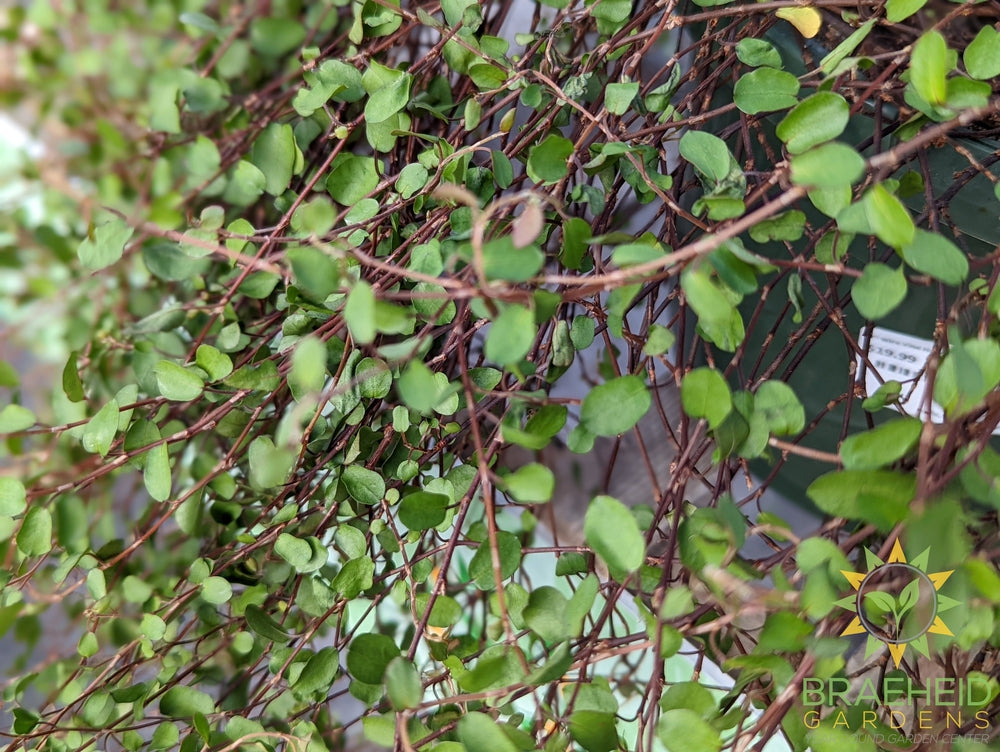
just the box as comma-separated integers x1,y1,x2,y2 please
2,1,1000,751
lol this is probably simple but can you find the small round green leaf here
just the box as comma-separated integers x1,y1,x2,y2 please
580,375,651,437
78,216,134,271
790,142,865,189
0,478,27,516
776,92,849,154
680,266,734,324
82,399,119,457
385,657,422,709
251,123,298,196
62,351,85,402
502,463,555,503
754,380,806,436
10,709,39,735
458,712,519,752
290,197,337,237
482,237,544,282
364,69,412,123
679,131,732,184
86,569,107,600
150,722,179,749
223,360,280,391
248,436,294,490
16,506,52,556
341,465,385,506
414,593,463,628
154,361,204,402
332,555,375,598
398,491,449,530
584,495,645,578
886,0,928,22
840,417,922,470
344,281,377,344
571,316,596,350
159,686,216,719
250,16,305,55
144,442,171,502
78,631,98,658
289,336,327,396
733,68,800,114
397,360,449,414
245,605,292,643
661,681,718,716
900,229,968,285
464,98,482,130
319,59,365,103
806,469,914,530
200,576,233,605
526,134,573,184
139,242,203,284
223,160,266,206
658,709,722,752
485,304,536,367
356,357,391,399
643,324,676,356
604,82,639,115
141,613,167,641
195,345,233,382
469,531,523,589
123,574,153,603
681,368,732,428
492,149,514,188
469,62,507,90
736,38,782,68
294,646,340,698
0,361,17,388
569,710,620,752
287,246,340,301
747,210,805,243
965,26,1000,81
395,163,429,199
346,633,399,684
809,186,852,219
910,30,948,107
524,586,571,642
326,154,380,206
275,533,326,573
866,184,914,249
933,338,1000,414
862,380,903,412
852,263,907,320
0,404,37,433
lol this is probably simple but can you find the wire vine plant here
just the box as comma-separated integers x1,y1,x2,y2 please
2,1,1000,751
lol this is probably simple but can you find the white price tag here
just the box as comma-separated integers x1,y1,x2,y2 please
857,326,1000,435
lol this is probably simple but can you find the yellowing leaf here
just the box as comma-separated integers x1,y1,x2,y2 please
776,7,821,39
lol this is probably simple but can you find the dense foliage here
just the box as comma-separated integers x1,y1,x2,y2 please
2,1,1000,751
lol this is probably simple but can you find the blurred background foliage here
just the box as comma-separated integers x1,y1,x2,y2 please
2,1,1000,751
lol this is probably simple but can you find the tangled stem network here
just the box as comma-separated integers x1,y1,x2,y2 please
2,1,1000,751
